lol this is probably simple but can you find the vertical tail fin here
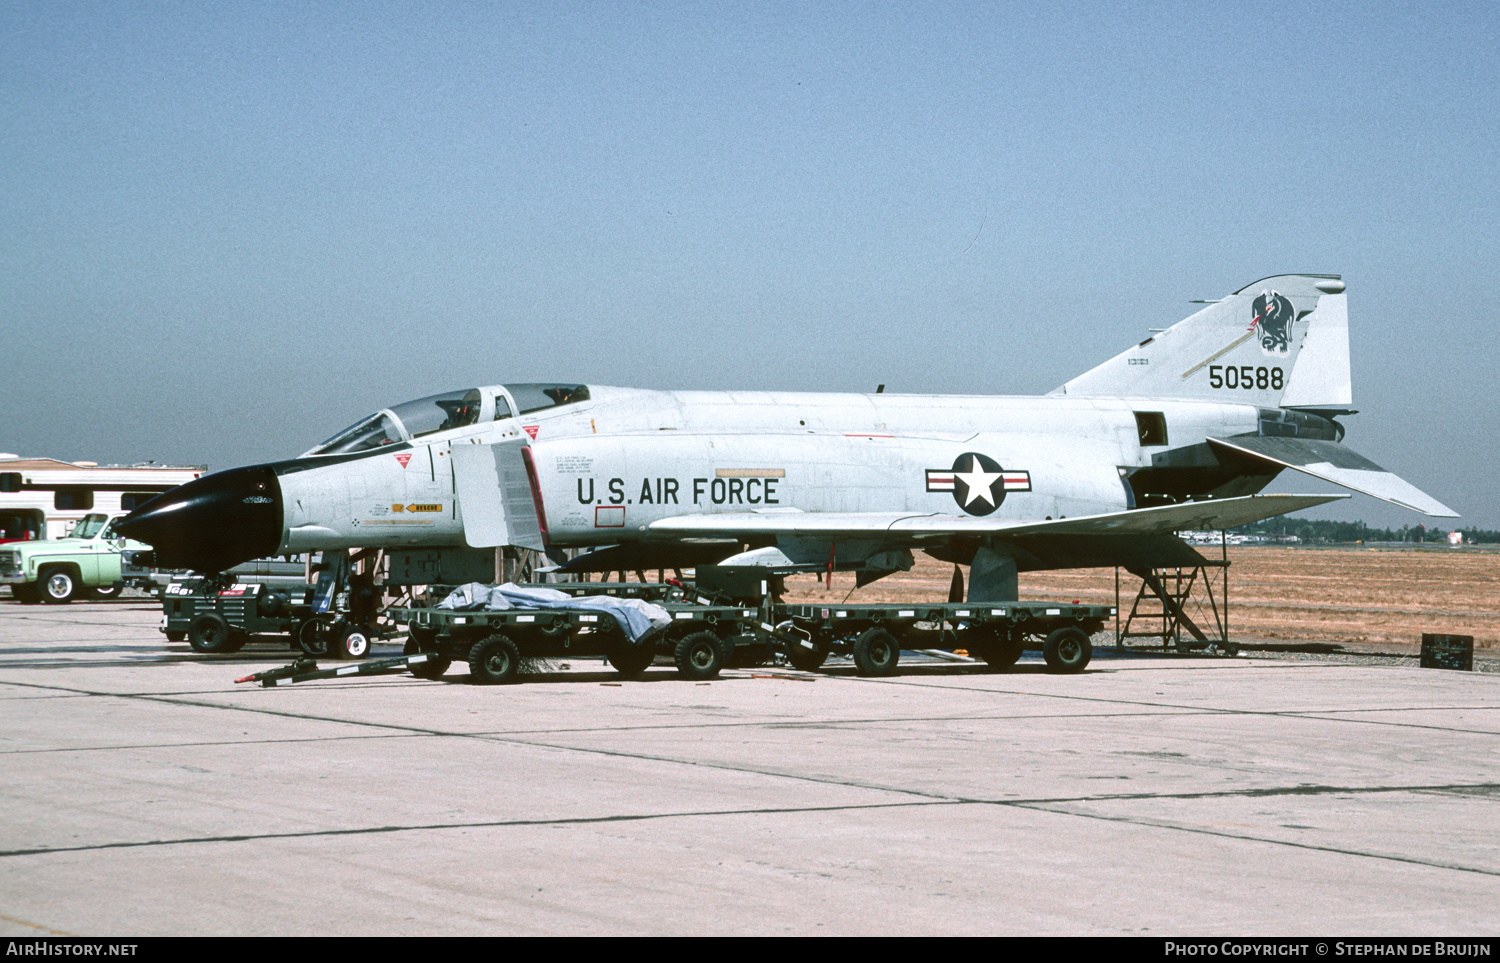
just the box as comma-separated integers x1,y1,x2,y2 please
1051,274,1352,410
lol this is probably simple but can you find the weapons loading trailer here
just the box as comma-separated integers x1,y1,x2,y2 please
775,600,1114,675
389,596,776,685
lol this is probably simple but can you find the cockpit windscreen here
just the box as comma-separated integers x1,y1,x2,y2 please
307,389,483,456
308,413,404,456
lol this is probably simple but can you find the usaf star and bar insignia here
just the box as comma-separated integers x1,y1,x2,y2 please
925,452,1030,516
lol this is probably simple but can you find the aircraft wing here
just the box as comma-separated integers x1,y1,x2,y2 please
647,493,1348,540
1207,436,1458,518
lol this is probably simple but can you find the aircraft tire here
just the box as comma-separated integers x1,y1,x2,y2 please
10,584,40,604
188,613,236,653
469,634,520,685
607,642,655,679
297,617,334,657
39,568,77,604
86,582,124,600
674,631,724,681
784,638,829,672
165,631,186,642
335,623,372,660
1042,627,1092,673
852,628,901,677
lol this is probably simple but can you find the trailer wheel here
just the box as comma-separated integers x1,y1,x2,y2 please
1042,627,1092,673
469,634,520,684
405,641,452,679
607,642,655,679
674,631,725,680
39,568,78,604
335,624,372,660
979,637,1025,668
784,636,829,672
297,617,334,657
852,628,901,677
188,613,236,653
86,582,124,600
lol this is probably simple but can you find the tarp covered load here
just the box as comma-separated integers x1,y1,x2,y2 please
435,582,671,643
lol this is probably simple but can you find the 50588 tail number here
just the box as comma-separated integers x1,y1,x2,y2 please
1208,365,1283,390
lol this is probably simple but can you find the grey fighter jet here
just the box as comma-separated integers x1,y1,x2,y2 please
118,275,1456,601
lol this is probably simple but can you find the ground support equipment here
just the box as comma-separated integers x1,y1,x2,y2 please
390,598,774,685
1115,561,1236,657
776,600,1114,675
235,653,443,688
159,577,318,655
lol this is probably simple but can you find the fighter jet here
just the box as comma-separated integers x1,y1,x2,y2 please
117,274,1456,601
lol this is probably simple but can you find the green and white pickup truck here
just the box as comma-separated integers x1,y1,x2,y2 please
0,513,155,603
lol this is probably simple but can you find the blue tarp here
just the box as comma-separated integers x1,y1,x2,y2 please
436,582,671,643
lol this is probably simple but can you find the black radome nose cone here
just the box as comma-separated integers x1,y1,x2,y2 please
116,464,283,572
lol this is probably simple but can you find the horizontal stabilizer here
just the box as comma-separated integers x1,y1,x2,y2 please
1207,436,1458,518
647,493,1348,540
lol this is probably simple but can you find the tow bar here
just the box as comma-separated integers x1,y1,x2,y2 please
235,653,438,687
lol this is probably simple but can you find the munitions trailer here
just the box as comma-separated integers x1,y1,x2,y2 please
775,600,1113,675
391,598,773,684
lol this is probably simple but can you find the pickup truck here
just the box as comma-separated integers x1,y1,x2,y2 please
0,513,155,603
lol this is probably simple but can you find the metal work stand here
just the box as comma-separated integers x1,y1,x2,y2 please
1115,533,1236,655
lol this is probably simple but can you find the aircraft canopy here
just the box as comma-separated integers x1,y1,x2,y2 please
305,384,591,456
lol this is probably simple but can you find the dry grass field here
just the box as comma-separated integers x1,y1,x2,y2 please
780,546,1500,653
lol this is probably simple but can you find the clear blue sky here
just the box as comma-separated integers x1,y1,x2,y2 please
4,1,1496,528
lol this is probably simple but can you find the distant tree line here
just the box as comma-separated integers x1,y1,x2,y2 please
1230,518,1500,544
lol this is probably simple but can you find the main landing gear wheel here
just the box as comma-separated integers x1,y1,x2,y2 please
405,639,452,680
334,623,372,660
188,613,245,654
674,631,725,681
607,642,655,679
297,616,335,657
468,634,520,685
40,568,77,604
11,584,40,604
1042,626,1092,674
852,627,901,677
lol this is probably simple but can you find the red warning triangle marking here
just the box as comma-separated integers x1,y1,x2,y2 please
394,453,412,468
523,426,539,440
